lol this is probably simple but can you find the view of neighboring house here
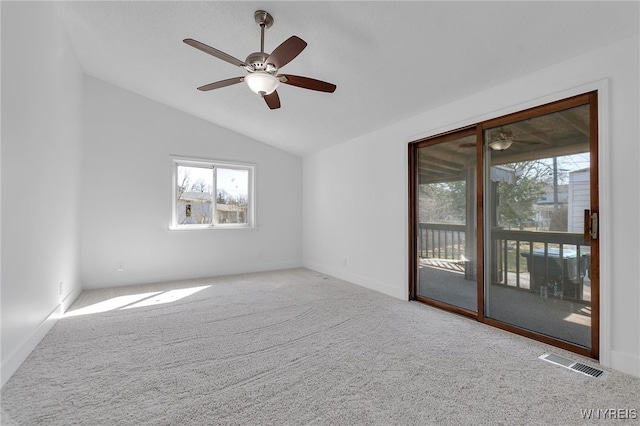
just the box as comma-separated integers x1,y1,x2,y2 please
177,192,247,225
567,168,590,233
177,191,212,225
216,203,246,224
533,183,569,231
532,168,590,232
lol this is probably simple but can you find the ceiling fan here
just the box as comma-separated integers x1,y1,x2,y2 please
459,128,541,151
184,10,336,110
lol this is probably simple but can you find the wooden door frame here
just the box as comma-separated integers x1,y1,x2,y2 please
408,126,478,319
408,91,599,359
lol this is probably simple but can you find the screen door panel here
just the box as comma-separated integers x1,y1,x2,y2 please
416,134,478,312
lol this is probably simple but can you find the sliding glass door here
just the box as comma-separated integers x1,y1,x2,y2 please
483,96,598,355
413,129,478,314
409,92,599,358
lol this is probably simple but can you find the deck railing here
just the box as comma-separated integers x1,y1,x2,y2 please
490,228,589,299
417,223,466,260
418,223,590,300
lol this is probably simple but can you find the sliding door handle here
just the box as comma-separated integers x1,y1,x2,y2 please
584,210,598,241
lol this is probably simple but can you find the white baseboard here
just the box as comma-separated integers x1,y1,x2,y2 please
610,350,640,378
1,285,83,388
303,261,407,300
1,305,60,388
62,284,83,313
83,261,304,289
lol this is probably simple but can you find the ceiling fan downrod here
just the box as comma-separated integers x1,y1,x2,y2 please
244,10,276,74
254,10,274,55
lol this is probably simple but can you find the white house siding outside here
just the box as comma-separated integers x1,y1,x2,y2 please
177,192,212,224
534,184,569,231
177,192,247,225
568,168,590,233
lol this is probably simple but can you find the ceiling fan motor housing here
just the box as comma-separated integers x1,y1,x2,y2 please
245,52,276,73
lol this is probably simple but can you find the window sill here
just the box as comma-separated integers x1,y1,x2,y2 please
169,224,257,231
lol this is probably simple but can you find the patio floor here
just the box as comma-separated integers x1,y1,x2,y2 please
418,259,591,348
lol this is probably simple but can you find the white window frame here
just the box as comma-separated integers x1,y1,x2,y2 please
170,156,256,230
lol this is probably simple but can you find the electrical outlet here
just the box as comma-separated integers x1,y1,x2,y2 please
117,262,124,272
59,282,63,296
342,258,347,267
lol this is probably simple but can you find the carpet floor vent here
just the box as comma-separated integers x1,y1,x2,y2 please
539,353,605,378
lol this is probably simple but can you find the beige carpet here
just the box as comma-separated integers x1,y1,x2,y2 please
2,268,639,425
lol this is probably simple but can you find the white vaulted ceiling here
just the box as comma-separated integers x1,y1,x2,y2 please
54,1,639,157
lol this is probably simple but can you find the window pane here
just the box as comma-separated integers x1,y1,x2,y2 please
485,104,592,348
216,168,249,224
417,134,478,312
177,165,213,224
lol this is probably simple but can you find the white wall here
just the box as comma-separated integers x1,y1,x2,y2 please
303,35,640,377
1,1,84,386
81,77,302,288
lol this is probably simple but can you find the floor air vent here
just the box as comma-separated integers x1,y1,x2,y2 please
539,353,605,378
571,362,605,378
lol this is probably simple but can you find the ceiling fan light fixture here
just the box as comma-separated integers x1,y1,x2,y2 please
489,139,514,151
489,128,514,151
245,72,279,96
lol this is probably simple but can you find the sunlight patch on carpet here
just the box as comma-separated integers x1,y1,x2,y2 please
65,286,210,317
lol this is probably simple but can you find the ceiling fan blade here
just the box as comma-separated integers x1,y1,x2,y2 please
197,77,244,91
264,90,281,110
265,36,307,69
515,140,542,145
184,38,246,68
279,74,336,93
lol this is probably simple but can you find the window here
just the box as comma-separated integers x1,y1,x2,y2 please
171,157,255,229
